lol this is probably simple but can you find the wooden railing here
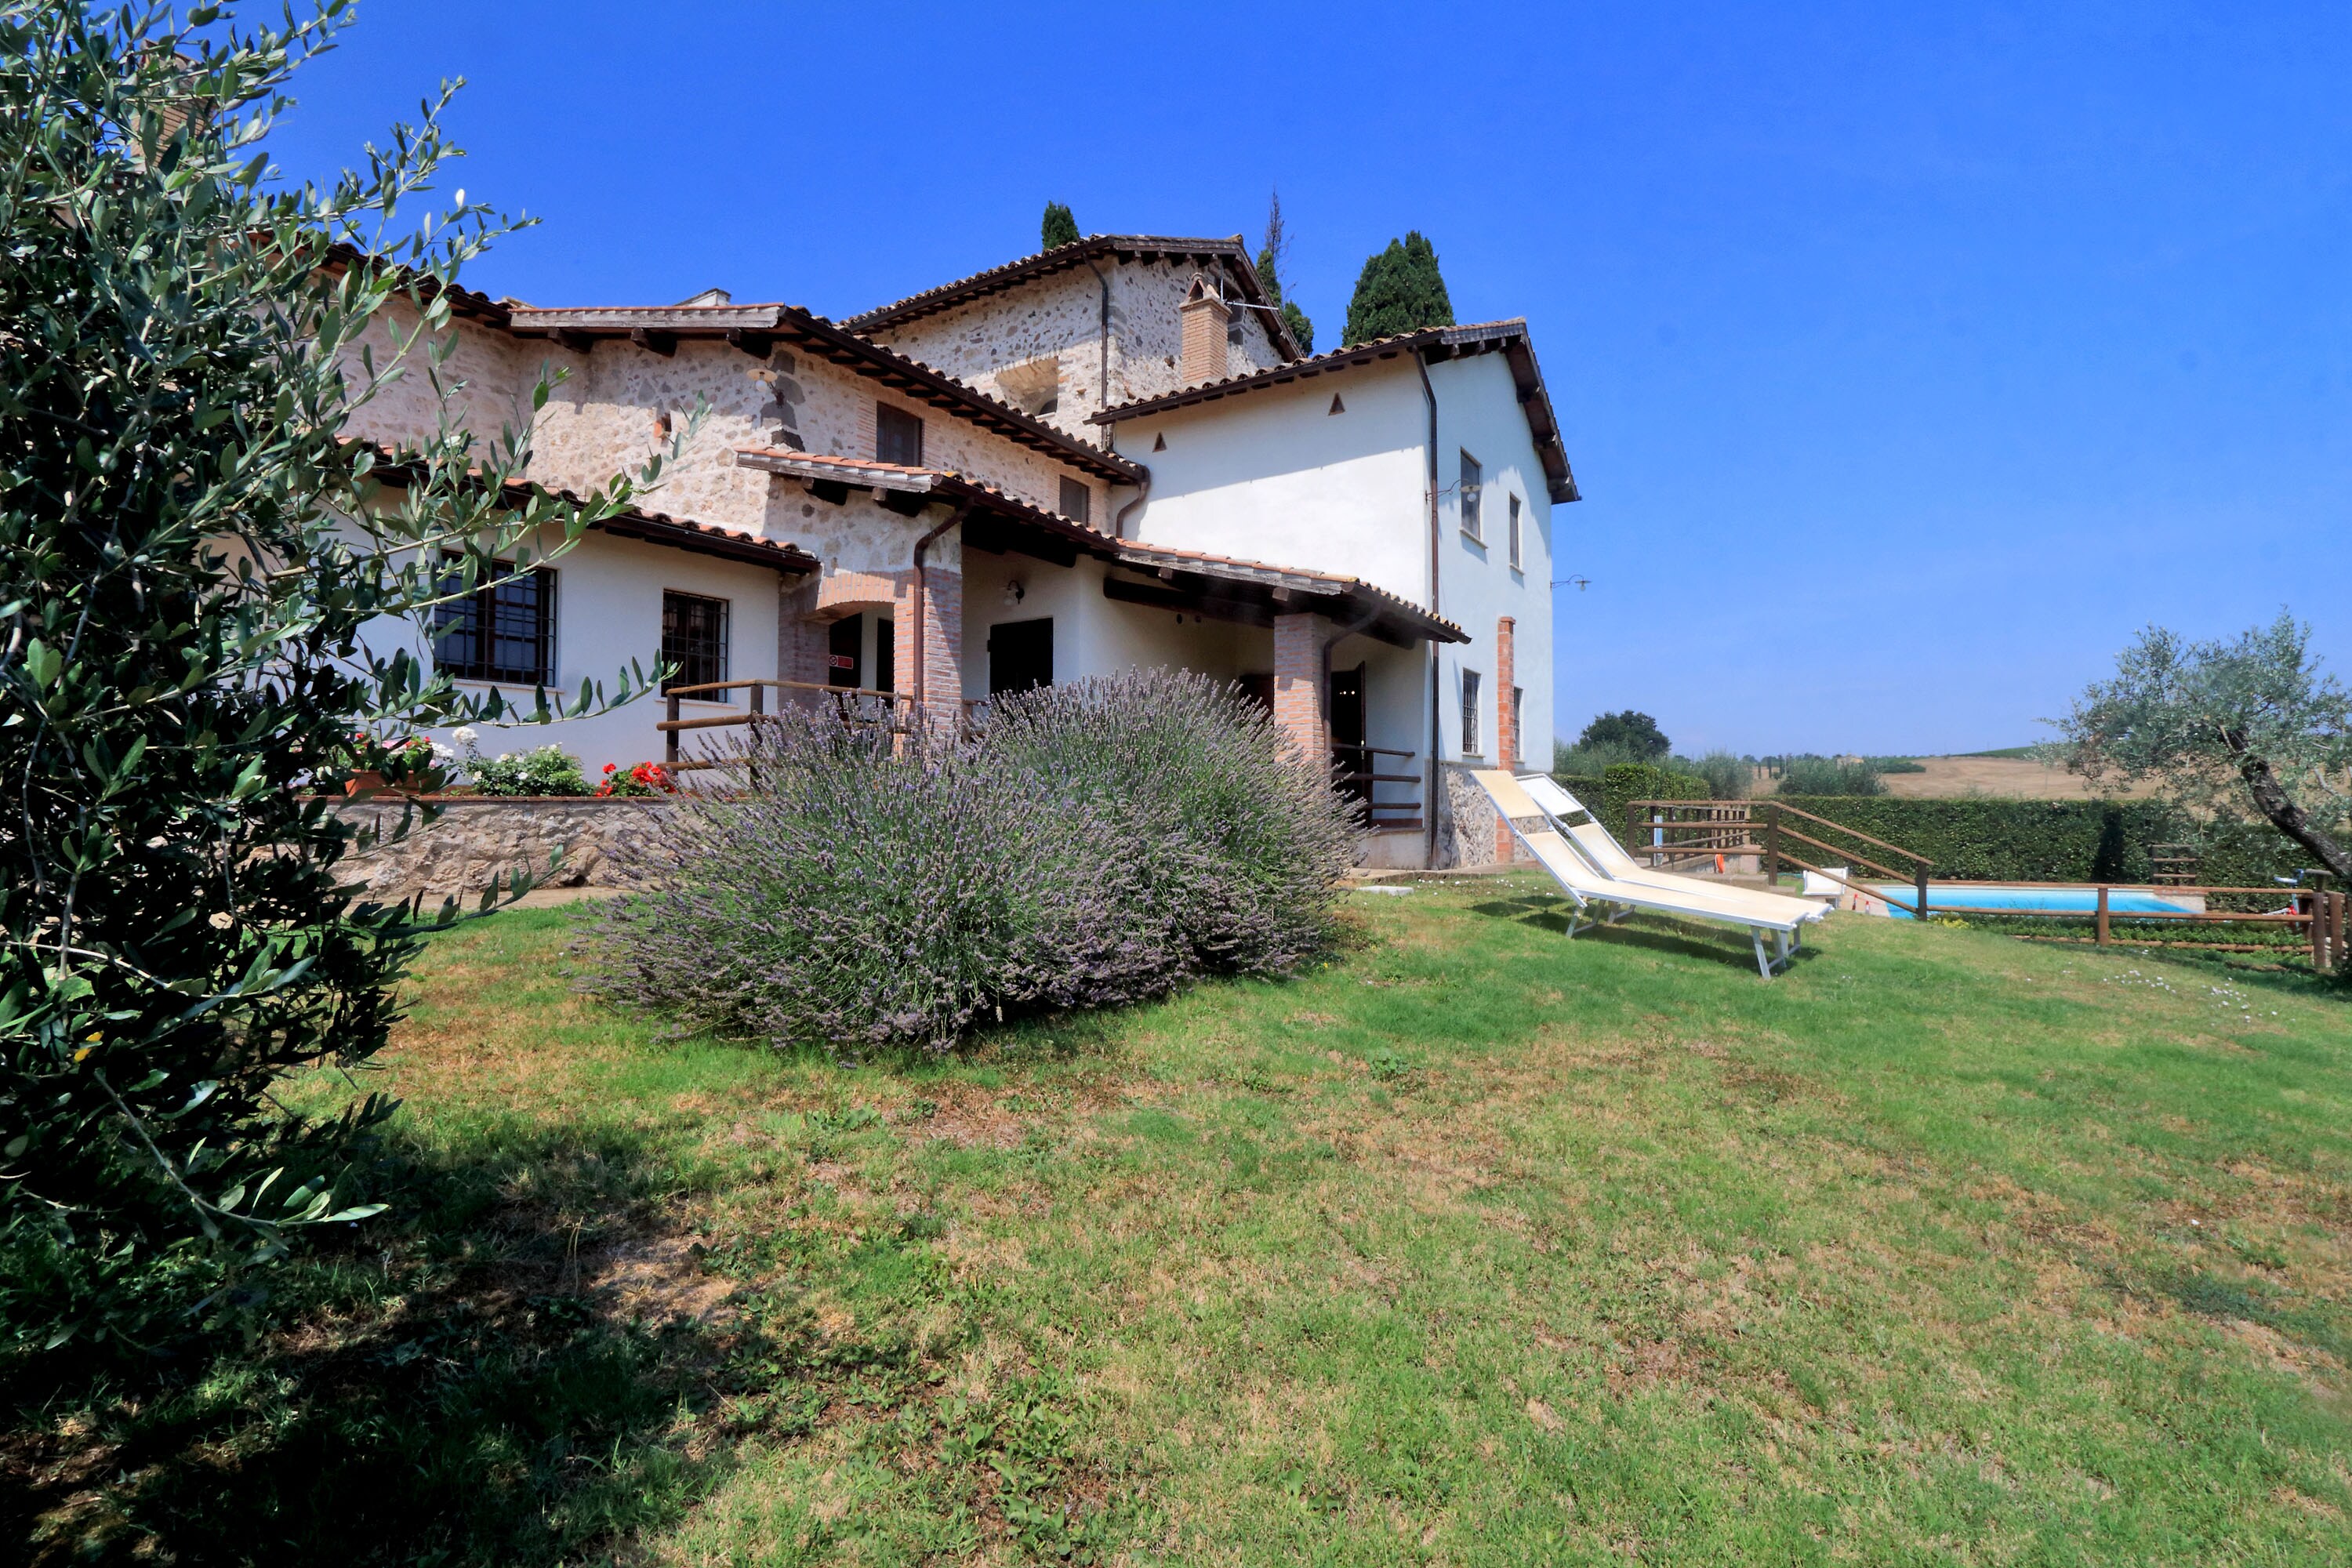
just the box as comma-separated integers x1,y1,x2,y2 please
659,679,967,768
1332,742,1421,832
1628,797,2340,962
1628,797,1935,916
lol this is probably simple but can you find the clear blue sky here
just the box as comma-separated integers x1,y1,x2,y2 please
264,0,2352,757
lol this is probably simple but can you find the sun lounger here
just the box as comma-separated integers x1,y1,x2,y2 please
1517,775,1831,924
1469,771,1818,979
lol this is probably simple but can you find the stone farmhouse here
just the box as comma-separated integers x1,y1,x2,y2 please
343,232,1577,868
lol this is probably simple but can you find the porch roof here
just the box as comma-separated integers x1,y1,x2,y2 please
1088,319,1581,505
731,447,1466,648
367,448,820,575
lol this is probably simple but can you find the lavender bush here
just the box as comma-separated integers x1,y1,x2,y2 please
585,671,1358,1051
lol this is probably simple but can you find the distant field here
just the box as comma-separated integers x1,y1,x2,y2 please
1882,753,2143,800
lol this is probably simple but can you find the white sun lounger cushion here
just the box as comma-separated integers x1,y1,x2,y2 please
1518,775,1827,924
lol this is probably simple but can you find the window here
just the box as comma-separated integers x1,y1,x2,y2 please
1461,669,1483,757
1459,450,1483,541
433,559,554,684
1507,493,1523,570
1512,687,1525,766
1058,475,1091,524
661,590,730,699
874,619,895,693
876,402,924,466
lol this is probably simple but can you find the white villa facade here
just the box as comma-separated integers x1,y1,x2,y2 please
342,233,1578,868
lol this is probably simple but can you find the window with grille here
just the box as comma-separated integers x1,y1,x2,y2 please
1459,450,1483,541
433,559,554,684
876,402,924,466
662,591,730,699
1058,475,1091,524
1461,668,1483,757
1508,493,1523,570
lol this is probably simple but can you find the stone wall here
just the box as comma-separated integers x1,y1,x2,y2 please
1433,762,1536,871
339,303,536,457
332,797,673,900
524,336,1099,535
863,254,1292,434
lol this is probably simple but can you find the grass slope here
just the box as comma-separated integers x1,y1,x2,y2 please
9,881,2349,1565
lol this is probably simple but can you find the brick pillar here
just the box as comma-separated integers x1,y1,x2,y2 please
913,565,963,723
779,577,828,689
1494,615,1518,862
1272,612,1330,772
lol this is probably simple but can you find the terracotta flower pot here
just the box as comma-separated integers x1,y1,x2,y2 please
344,769,387,797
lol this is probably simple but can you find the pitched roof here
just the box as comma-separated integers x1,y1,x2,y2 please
503,302,1144,486
365,447,818,575
842,234,1307,363
731,447,1463,647
1090,320,1581,505
1110,538,1467,644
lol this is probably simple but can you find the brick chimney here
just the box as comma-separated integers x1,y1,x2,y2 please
1178,274,1229,386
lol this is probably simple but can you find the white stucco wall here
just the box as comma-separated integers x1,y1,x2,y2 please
1103,350,1559,772
361,528,787,779
1107,369,1430,606
1421,353,1556,770
956,551,1265,701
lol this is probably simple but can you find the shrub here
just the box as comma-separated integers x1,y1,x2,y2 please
466,743,591,797
1767,796,2308,887
1777,755,1886,796
586,671,1357,1051
1688,750,1750,800
1600,761,1708,848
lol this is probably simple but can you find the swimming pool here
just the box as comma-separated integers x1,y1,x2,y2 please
1864,884,2202,920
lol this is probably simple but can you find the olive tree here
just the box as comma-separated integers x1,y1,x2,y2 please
1,1,662,1343
2049,612,2350,883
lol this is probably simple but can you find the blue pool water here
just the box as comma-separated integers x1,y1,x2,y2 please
1869,885,2196,920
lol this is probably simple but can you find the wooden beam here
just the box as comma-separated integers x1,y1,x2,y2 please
726,328,775,360
878,488,928,517
805,478,850,506
1102,575,1275,630
630,328,677,357
553,328,594,354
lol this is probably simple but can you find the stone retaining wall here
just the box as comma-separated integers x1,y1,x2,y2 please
330,797,672,900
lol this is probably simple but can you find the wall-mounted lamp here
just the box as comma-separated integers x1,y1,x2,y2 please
1003,579,1027,607
1552,575,1592,592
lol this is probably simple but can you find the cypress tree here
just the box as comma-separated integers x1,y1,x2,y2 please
1255,190,1314,355
1040,201,1079,251
1343,230,1454,346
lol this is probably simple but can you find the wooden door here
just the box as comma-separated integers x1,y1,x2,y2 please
987,617,1053,695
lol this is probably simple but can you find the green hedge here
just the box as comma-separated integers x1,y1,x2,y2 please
1602,762,1708,851
1766,797,2307,887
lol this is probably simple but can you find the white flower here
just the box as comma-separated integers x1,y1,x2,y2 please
451,727,478,749
428,741,456,768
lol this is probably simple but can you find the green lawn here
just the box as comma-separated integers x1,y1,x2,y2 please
12,879,2350,1565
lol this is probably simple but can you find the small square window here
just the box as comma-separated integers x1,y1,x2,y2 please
433,557,555,685
661,590,730,699
1459,450,1483,542
876,402,924,466
1507,494,1523,570
1058,475,1091,524
1461,669,1483,757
